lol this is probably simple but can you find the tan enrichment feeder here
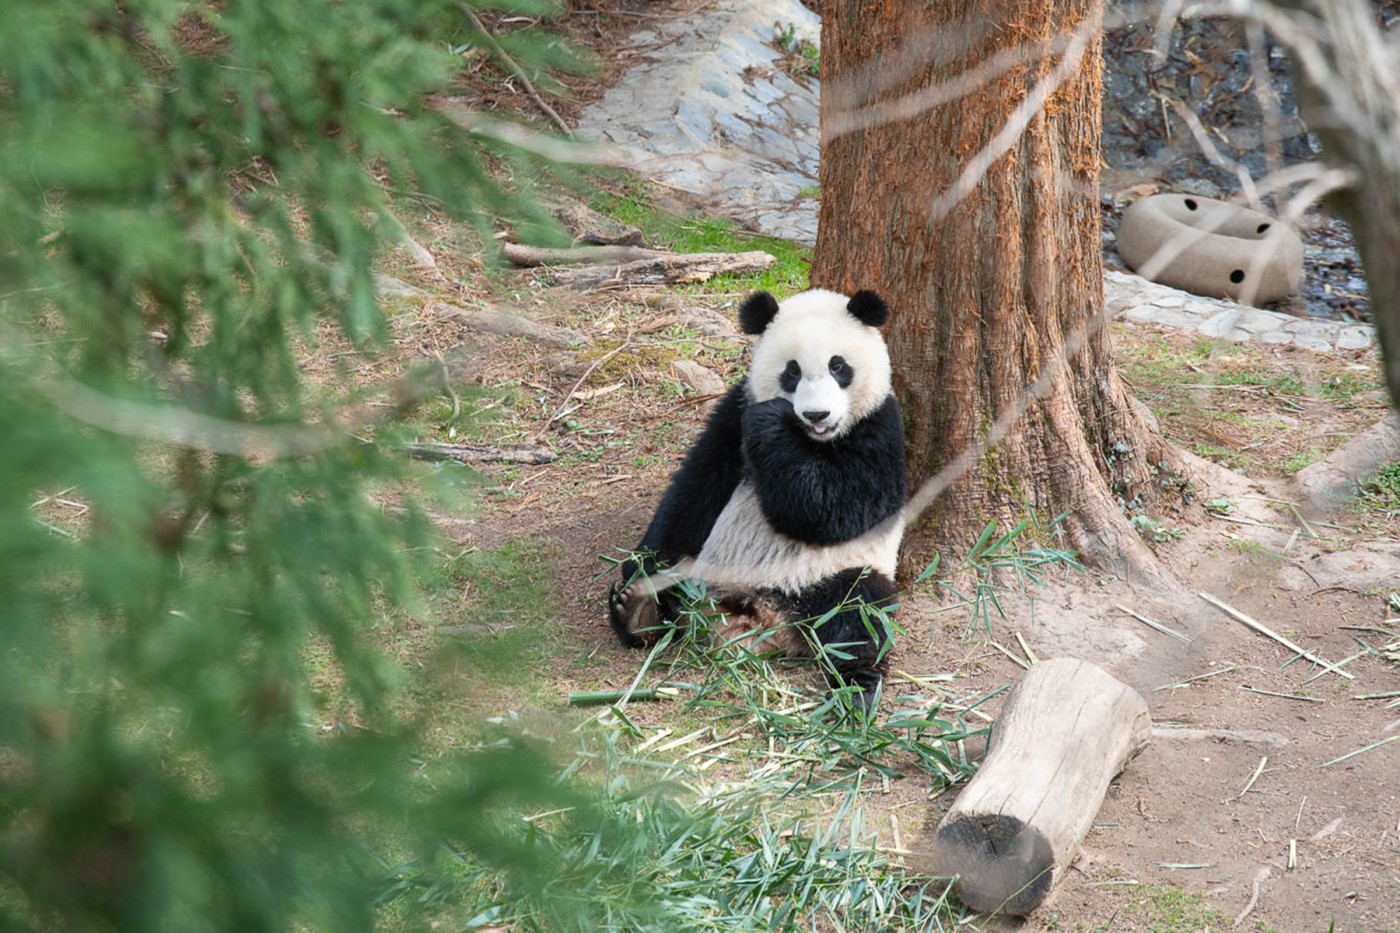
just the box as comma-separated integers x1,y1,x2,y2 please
1116,194,1303,306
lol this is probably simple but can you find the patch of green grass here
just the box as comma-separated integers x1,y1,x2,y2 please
417,539,563,698
590,186,811,294
1226,539,1284,581
1120,884,1237,932
773,21,820,78
405,382,528,445
1191,442,1253,472
299,537,566,733
1116,333,1381,406
1355,461,1400,513
1279,447,1322,476
1228,538,1282,562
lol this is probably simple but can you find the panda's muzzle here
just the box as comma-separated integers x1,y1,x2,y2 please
802,409,832,436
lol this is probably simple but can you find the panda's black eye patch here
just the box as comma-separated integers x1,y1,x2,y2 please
828,355,853,388
779,360,802,393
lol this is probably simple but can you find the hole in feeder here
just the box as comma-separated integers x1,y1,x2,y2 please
1229,269,1246,284
1257,223,1271,234
1184,198,1198,211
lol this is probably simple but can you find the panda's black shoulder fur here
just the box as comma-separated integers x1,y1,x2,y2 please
628,381,749,572
741,394,906,545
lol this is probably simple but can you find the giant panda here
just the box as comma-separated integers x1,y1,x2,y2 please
608,287,906,710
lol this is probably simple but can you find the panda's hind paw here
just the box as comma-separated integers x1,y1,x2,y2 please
826,669,884,718
608,583,659,649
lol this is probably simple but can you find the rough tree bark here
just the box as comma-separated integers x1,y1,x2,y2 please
812,0,1171,580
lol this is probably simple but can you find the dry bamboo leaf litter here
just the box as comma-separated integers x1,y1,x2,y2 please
1238,755,1269,798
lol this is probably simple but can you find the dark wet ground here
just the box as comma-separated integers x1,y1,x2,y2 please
1099,4,1387,321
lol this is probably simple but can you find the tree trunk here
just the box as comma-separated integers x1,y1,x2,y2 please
813,0,1170,580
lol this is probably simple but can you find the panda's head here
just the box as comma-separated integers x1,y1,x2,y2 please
739,288,893,443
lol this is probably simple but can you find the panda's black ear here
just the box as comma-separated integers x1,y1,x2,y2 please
738,291,780,335
847,290,890,328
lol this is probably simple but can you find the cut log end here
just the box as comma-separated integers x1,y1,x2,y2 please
936,813,1053,916
932,657,1151,917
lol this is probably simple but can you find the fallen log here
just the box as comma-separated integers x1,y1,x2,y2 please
543,250,776,289
403,442,557,465
501,242,665,267
933,657,1151,917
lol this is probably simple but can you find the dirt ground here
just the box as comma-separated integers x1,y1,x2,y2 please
381,250,1398,931
373,5,1400,930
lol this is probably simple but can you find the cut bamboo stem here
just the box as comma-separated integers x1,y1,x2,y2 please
1320,734,1400,767
1237,756,1268,798
1116,604,1192,642
1156,665,1237,691
1240,686,1325,704
1199,592,1354,681
567,686,682,706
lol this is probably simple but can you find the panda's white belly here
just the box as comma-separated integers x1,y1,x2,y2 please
691,482,903,595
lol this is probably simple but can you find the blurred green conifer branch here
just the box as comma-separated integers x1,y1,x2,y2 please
0,1,589,928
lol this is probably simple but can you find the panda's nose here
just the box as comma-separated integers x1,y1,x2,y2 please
802,409,830,424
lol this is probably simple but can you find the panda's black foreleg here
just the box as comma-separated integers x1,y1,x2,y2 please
784,568,899,713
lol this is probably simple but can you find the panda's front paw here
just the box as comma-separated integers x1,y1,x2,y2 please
743,397,800,437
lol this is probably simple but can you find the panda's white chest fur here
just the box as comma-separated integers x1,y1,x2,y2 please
691,482,904,594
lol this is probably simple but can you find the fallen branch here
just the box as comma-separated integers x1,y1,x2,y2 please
465,9,573,138
502,242,664,266
432,302,587,348
544,250,776,289
403,442,557,464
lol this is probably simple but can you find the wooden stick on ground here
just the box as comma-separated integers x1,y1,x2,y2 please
545,251,776,288
933,657,1151,917
403,442,557,464
501,242,665,267
465,10,573,137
